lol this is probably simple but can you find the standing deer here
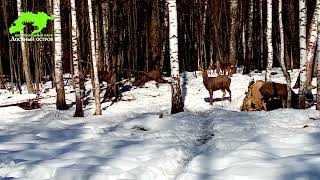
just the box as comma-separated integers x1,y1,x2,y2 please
213,60,236,76
201,67,232,105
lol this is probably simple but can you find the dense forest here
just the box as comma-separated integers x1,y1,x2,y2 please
0,0,320,115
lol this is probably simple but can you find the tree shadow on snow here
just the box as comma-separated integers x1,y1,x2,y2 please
0,110,165,179
204,97,230,103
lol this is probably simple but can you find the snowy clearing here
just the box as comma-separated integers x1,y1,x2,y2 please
1,69,320,180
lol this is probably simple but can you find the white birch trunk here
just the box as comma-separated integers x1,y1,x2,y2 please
265,0,273,82
306,0,320,86
260,0,264,69
279,0,292,108
168,0,183,114
102,2,109,71
88,0,102,115
53,0,68,110
70,0,83,117
317,15,320,110
242,24,246,66
299,0,307,109
247,0,253,63
17,0,34,93
316,3,320,110
229,0,238,64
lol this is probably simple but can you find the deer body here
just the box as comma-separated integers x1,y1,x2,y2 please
241,80,266,111
202,70,231,105
259,82,298,110
213,60,236,76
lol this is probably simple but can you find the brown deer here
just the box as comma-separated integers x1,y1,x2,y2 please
259,82,298,111
213,60,236,76
241,80,266,111
201,67,232,105
133,70,169,87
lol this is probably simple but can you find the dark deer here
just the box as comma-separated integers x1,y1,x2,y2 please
201,67,232,105
213,60,236,76
259,82,299,110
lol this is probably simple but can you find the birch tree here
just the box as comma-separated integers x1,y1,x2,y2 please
305,0,320,87
265,0,273,82
260,0,264,69
278,0,292,108
247,0,253,67
317,17,320,110
88,0,102,115
17,0,34,93
102,2,109,71
70,0,83,117
229,0,238,65
298,0,307,109
168,0,184,114
53,0,68,110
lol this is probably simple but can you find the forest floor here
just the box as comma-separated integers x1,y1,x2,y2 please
1,68,320,180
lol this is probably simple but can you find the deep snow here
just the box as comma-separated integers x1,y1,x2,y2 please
0,69,320,180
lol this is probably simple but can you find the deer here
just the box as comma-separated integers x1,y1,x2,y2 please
259,82,299,111
201,66,232,105
213,60,236,76
241,80,266,111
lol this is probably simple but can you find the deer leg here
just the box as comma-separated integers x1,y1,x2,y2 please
282,98,287,108
262,99,268,111
229,68,233,77
227,88,232,102
209,90,213,105
221,89,226,100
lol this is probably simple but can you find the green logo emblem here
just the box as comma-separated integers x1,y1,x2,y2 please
9,11,55,35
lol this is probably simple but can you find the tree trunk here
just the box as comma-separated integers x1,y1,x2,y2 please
88,0,102,115
168,0,184,114
102,2,109,71
317,18,320,110
3,0,19,92
70,0,83,117
53,0,68,110
149,0,161,71
305,0,320,87
0,45,5,89
229,0,238,65
299,0,307,109
260,0,264,70
265,0,273,82
247,0,253,71
17,0,34,94
279,0,292,108
160,0,168,73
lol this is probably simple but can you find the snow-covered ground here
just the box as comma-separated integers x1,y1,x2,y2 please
1,69,320,180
